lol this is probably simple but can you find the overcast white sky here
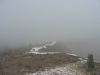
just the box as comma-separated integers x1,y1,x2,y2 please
0,0,100,47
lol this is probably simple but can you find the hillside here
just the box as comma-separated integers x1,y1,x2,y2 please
0,42,100,75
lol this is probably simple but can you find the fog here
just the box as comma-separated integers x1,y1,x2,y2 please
0,0,100,57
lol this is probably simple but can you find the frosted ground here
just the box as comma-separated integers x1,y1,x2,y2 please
25,42,87,75
25,61,86,75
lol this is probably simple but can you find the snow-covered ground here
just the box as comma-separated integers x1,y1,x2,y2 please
25,60,86,75
26,42,62,54
25,42,88,75
66,53,78,57
26,42,80,56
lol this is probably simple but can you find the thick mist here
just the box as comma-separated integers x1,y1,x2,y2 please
0,0,100,53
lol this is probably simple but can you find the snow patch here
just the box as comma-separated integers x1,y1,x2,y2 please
78,58,87,63
28,52,61,55
26,42,57,54
66,53,78,57
24,63,85,75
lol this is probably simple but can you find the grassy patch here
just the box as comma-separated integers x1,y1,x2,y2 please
0,51,79,75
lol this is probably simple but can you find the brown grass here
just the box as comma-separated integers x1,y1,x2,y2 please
0,53,79,75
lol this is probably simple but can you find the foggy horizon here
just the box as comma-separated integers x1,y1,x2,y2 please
0,0,100,48
1,1,100,75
